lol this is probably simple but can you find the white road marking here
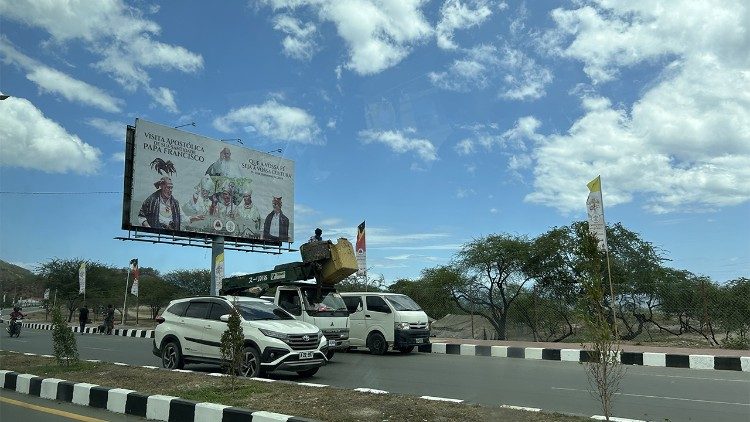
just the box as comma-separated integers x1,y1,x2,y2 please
552,387,750,406
420,395,464,403
354,388,388,394
634,372,750,383
297,382,328,388
113,362,129,366
591,416,646,422
501,405,541,412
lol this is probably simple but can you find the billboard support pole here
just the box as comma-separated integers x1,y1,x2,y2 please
211,237,224,295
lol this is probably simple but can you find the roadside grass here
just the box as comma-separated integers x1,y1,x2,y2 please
0,351,587,422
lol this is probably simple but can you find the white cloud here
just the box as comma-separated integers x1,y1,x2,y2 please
261,0,432,75
86,118,126,140
490,208,498,214
429,44,498,91
0,0,203,106
148,86,178,114
214,99,322,144
436,0,493,50
456,188,476,198
429,43,552,99
455,138,475,155
521,1,750,213
326,118,337,129
111,152,125,162
498,45,553,100
359,129,437,162
273,14,317,60
0,38,122,112
0,97,101,174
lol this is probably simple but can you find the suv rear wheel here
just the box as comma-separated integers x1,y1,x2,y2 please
240,346,263,378
161,340,184,369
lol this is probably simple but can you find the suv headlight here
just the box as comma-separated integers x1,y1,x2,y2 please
395,322,410,330
259,328,289,340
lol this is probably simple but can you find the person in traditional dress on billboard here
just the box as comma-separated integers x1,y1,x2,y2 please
236,184,262,238
263,196,289,242
138,177,182,230
205,147,242,178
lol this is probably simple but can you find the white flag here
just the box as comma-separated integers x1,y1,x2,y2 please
130,259,140,296
79,263,86,294
586,176,608,251
44,288,50,300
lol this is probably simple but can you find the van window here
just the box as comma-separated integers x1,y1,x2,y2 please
184,301,210,319
343,296,362,313
277,289,302,316
366,296,391,314
385,294,422,311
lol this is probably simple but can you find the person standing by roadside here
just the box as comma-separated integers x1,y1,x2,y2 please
78,304,89,334
105,304,115,335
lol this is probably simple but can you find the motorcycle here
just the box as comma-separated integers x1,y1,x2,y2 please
7,319,22,337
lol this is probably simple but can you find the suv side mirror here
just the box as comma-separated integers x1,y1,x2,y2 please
219,314,230,322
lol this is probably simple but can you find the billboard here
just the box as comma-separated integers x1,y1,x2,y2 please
122,119,294,244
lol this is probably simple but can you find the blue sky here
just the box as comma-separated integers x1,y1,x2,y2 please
1,0,748,284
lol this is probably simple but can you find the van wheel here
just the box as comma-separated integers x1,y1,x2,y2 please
240,347,263,378
296,367,319,378
367,332,388,355
325,350,335,360
161,341,184,369
398,346,414,354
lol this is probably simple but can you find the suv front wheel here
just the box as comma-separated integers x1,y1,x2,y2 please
161,340,184,369
240,346,263,378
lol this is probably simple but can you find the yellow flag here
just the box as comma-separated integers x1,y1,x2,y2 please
587,175,601,192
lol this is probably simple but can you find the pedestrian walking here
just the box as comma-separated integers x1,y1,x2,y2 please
78,304,89,334
105,304,115,335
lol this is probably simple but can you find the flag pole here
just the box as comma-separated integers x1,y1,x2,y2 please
599,178,618,339
122,267,131,326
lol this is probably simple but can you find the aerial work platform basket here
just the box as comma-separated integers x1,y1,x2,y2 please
301,238,358,285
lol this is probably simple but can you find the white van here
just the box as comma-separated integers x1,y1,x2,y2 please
340,292,430,355
274,284,350,360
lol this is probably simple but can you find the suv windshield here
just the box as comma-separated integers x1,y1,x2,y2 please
301,287,349,317
235,301,294,321
385,295,422,311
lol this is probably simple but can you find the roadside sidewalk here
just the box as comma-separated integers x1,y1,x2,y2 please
421,337,750,372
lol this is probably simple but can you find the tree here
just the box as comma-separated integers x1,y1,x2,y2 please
389,276,460,320
577,228,624,421
140,275,178,319
38,258,86,322
220,306,245,390
447,234,536,340
163,269,210,295
336,273,385,292
51,306,79,365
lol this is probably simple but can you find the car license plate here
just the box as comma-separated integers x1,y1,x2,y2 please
299,351,314,359
415,338,424,343
328,340,336,347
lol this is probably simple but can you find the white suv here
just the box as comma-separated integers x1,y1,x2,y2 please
153,296,328,378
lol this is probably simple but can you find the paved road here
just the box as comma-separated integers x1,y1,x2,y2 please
0,388,144,421
3,329,749,421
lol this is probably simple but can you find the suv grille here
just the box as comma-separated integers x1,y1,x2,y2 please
285,333,319,350
409,323,428,330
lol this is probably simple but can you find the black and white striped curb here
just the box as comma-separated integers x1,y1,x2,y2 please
0,369,318,422
420,343,750,372
2,353,654,421
7,321,155,338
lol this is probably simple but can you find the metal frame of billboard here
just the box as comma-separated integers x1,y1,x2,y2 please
119,124,295,253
